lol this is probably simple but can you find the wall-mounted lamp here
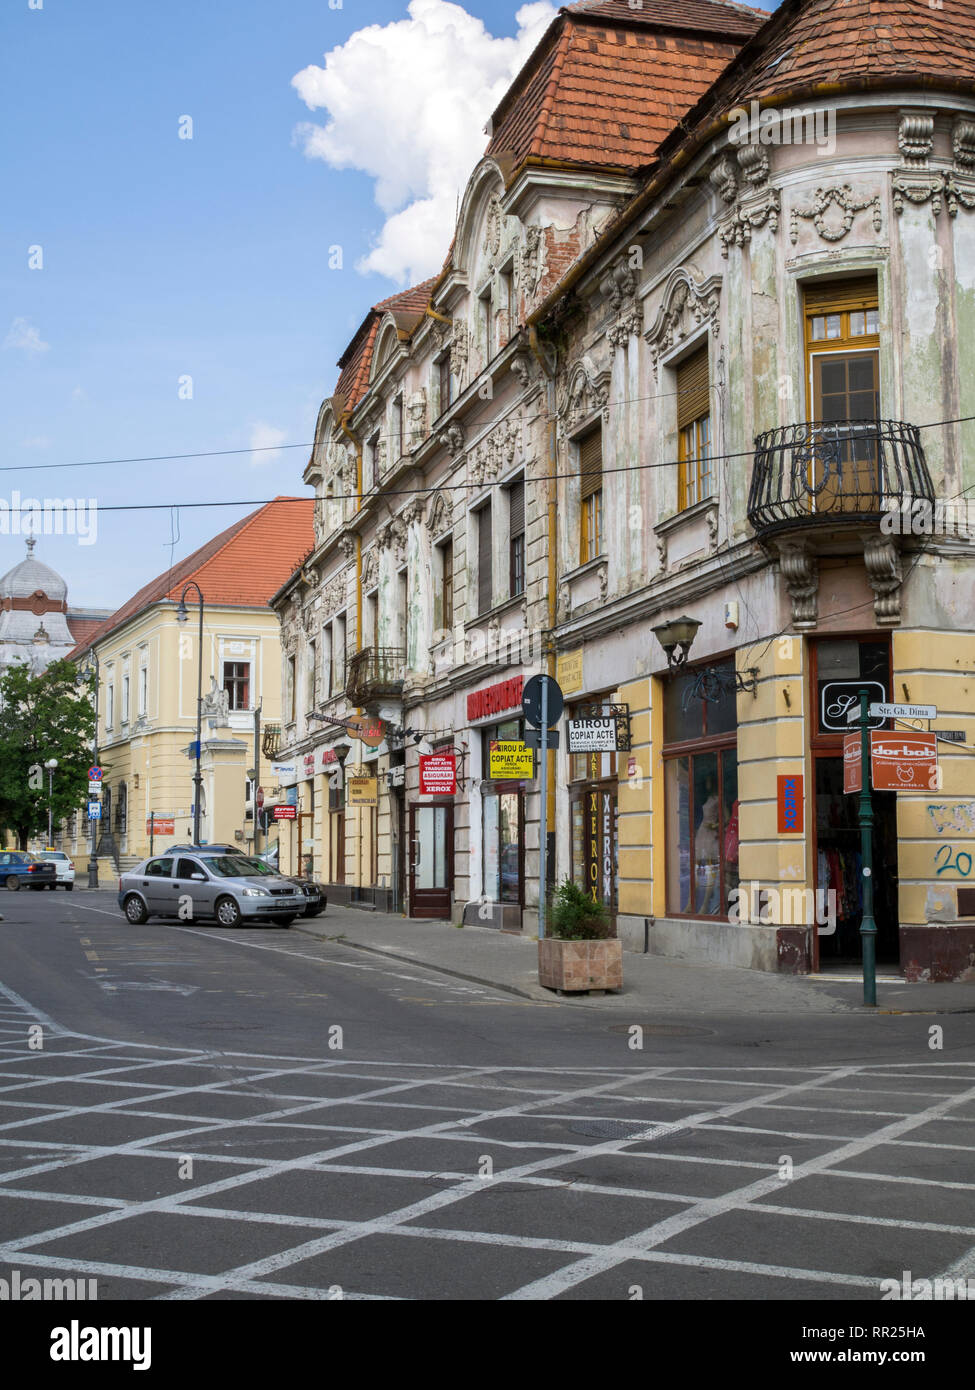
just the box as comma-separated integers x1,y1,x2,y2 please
651,615,702,670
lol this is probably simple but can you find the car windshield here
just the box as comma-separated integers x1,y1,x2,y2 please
206,856,275,878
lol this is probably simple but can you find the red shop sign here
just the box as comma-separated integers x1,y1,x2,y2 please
466,675,524,723
274,805,297,820
870,731,938,791
843,733,862,794
776,774,804,833
419,753,456,796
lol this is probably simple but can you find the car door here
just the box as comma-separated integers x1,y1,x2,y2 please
139,857,176,912
174,857,217,920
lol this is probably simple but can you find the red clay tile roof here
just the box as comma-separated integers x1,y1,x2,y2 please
728,0,975,101
66,616,107,649
69,498,315,657
334,277,438,411
487,0,765,175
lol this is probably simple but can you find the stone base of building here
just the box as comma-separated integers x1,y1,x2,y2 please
462,901,523,931
323,883,399,913
900,926,975,983
618,914,800,973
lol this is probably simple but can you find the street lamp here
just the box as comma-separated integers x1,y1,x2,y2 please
175,583,205,845
45,759,58,845
78,652,100,887
652,615,702,669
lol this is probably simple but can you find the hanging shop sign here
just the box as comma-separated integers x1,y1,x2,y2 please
776,774,804,833
870,732,938,791
843,734,862,793
345,715,386,748
488,740,534,780
274,805,297,820
419,754,456,796
348,776,379,806
467,675,524,722
821,681,886,732
567,717,618,753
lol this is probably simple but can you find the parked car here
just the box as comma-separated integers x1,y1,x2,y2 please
38,849,75,890
165,844,325,918
118,853,306,928
0,851,58,891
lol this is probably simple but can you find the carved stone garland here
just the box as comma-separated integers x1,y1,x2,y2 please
789,185,883,245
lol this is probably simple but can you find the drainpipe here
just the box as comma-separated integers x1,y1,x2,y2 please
338,411,363,658
528,324,558,908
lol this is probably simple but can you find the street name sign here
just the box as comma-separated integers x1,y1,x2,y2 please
868,702,937,721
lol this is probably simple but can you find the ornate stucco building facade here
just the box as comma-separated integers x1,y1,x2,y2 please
272,0,975,980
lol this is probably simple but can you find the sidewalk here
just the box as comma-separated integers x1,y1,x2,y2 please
295,905,975,1016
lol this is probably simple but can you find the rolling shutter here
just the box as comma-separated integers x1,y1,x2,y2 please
676,346,710,430
508,477,524,538
803,277,878,314
579,427,602,501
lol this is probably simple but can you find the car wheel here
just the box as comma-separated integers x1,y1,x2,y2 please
215,896,242,927
6,877,19,891
48,883,57,890
273,915,295,928
123,894,149,925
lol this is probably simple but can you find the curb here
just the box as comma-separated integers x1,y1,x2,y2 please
293,922,547,1003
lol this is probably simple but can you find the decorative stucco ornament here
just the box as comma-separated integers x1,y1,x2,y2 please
789,185,883,245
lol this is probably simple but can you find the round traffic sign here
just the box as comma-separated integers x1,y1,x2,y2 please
88,765,103,781
522,674,564,729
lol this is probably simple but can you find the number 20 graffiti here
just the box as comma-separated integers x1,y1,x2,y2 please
935,845,973,877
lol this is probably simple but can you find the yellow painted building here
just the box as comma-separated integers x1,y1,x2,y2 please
62,500,314,872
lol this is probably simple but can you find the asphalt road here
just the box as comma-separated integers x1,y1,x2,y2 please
1,888,974,1304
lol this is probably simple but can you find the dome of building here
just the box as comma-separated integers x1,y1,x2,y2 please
0,536,68,605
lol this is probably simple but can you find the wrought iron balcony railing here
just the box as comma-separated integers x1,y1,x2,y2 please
747,419,934,537
345,646,406,706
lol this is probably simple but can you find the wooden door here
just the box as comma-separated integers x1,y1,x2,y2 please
408,803,453,919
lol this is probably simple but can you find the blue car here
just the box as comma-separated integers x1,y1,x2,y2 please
0,851,59,890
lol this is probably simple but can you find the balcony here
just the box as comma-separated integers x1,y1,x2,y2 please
345,647,406,707
747,419,934,538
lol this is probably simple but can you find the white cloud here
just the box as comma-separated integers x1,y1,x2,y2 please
248,421,288,468
70,386,86,402
3,317,49,355
292,0,557,285
22,435,52,449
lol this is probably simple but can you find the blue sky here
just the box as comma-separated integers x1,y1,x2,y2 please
0,0,774,611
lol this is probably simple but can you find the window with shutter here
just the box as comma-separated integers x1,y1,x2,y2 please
676,346,712,510
477,505,493,615
578,426,603,564
508,477,525,597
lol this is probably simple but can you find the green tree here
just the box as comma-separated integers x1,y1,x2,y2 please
0,660,95,849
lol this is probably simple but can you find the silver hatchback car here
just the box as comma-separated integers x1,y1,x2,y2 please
117,853,306,928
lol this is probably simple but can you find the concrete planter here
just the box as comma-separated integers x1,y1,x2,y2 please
538,936,623,992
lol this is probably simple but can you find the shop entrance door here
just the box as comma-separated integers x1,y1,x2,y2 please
813,756,899,969
409,803,453,919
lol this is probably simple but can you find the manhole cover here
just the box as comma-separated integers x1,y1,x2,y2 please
568,1119,651,1140
607,1023,712,1037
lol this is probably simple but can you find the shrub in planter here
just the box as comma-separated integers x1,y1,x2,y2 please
539,880,622,992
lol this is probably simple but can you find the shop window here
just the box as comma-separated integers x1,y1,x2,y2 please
813,638,890,736
481,717,524,904
569,697,619,915
676,345,712,511
578,426,603,564
663,659,738,919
